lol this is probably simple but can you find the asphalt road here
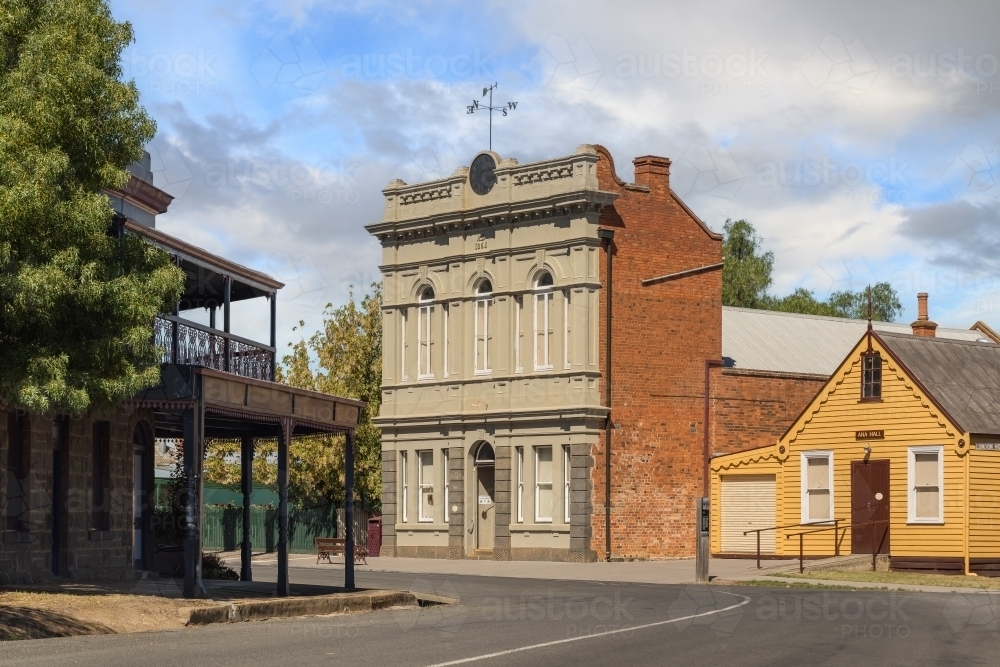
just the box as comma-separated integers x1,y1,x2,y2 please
3,565,998,667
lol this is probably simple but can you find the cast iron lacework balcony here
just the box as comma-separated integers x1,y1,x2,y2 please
123,219,284,384
153,314,276,382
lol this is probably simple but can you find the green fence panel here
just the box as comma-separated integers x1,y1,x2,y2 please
200,504,337,554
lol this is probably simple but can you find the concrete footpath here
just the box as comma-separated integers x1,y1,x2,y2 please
222,552,1000,594
224,552,766,585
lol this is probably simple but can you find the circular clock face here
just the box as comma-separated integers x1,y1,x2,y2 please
469,153,497,195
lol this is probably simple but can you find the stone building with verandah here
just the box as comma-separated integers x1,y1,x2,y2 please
1,153,364,596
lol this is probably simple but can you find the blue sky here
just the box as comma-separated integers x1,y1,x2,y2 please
110,0,1000,349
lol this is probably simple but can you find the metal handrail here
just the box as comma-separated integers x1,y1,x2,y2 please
785,519,889,574
743,520,842,569
157,314,276,352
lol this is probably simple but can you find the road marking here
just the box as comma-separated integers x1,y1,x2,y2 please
422,593,751,667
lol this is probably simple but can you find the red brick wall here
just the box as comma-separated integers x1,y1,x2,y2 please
592,146,723,560
711,370,826,457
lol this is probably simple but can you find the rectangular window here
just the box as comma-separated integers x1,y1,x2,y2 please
516,447,524,523
418,450,433,522
514,297,523,373
443,304,450,378
92,421,111,531
563,292,571,370
534,292,552,371
862,353,882,399
801,452,833,523
535,446,553,522
443,449,450,522
563,446,571,523
400,309,408,382
400,451,408,523
5,412,30,532
909,446,943,523
417,303,433,379
475,298,491,374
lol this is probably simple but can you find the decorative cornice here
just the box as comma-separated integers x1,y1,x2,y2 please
366,190,618,240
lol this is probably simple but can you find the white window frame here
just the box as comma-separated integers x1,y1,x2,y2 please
443,303,449,378
400,451,408,523
475,284,492,375
417,450,433,522
400,309,408,382
908,445,944,524
516,447,524,523
535,445,553,523
563,291,571,370
417,291,434,380
800,450,834,524
563,445,571,523
534,277,553,371
443,448,450,522
514,296,523,373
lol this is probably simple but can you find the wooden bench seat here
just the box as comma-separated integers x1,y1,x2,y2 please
315,537,368,565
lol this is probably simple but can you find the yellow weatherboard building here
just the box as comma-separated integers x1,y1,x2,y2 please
711,315,1000,575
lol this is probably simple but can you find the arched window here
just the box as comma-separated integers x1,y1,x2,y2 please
417,286,434,379
474,280,492,374
474,442,495,467
533,272,553,371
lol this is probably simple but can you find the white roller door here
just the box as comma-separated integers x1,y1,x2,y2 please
721,475,776,553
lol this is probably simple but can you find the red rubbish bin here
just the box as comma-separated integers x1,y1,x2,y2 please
367,516,382,557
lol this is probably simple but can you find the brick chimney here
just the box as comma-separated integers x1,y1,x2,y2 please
911,292,938,337
632,155,671,190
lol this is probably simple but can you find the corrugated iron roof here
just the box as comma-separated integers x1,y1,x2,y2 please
878,332,1000,435
722,306,991,376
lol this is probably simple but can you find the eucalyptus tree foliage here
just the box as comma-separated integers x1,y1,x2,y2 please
722,219,902,322
0,0,184,413
277,284,383,510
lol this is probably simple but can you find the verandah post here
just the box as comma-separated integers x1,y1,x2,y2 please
240,434,253,582
345,429,356,591
277,419,290,596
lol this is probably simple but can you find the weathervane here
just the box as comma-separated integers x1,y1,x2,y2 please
467,83,518,151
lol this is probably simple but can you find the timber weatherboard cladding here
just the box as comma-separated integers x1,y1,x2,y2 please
712,335,976,560
969,448,1000,558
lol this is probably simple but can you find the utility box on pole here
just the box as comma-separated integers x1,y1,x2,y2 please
696,497,710,583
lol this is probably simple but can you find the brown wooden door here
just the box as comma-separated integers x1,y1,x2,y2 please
851,459,890,554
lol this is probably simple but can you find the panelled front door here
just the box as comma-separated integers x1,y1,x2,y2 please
851,459,890,554
476,466,495,550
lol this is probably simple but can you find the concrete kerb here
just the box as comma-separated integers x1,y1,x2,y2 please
184,590,459,626
720,574,1000,595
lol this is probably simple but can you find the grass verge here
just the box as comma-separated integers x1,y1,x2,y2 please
771,570,1000,590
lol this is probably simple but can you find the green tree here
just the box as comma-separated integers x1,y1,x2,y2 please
722,218,774,309
826,282,903,322
0,0,184,414
277,284,383,510
722,220,903,322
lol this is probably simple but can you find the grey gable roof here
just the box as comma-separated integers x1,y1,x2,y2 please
878,331,1000,436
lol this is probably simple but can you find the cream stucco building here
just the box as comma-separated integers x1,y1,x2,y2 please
368,146,616,561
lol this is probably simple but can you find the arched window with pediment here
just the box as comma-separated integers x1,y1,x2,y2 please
533,272,554,371
474,280,492,375
417,286,434,379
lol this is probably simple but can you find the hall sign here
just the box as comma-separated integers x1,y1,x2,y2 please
975,443,1000,451
855,430,885,440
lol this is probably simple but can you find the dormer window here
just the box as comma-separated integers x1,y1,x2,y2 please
474,280,492,375
417,287,434,379
862,353,882,399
